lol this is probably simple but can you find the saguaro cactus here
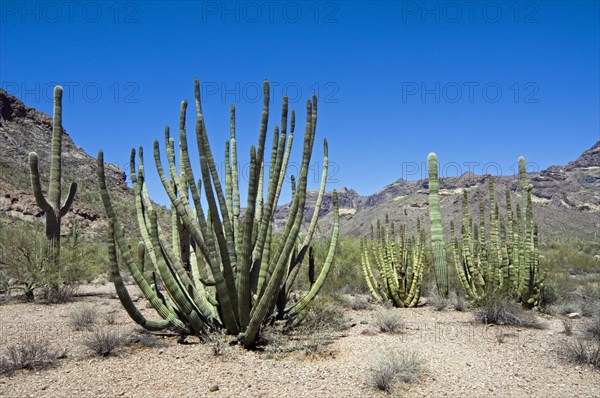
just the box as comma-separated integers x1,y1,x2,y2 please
98,78,339,347
28,86,78,268
428,153,448,297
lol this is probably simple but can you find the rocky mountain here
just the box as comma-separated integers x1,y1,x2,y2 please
297,141,600,242
1,88,598,243
0,88,134,237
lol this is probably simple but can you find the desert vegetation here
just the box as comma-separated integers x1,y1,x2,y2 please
0,81,598,397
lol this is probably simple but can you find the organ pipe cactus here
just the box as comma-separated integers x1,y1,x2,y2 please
361,216,425,307
97,78,339,347
28,86,77,269
451,157,545,306
428,153,448,296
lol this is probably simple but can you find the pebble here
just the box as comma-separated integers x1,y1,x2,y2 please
209,385,219,392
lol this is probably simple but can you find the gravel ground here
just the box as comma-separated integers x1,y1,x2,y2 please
0,285,598,398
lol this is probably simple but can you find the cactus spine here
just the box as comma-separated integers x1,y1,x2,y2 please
98,79,338,347
428,153,448,296
361,216,425,307
28,86,78,271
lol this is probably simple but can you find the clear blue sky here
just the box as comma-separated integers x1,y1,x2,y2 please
1,1,598,204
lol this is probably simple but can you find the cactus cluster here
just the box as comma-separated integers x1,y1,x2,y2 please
97,79,339,346
450,157,545,306
361,216,425,307
28,86,78,272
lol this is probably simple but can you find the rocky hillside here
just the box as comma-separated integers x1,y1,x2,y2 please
0,88,134,237
1,88,598,243
297,141,600,242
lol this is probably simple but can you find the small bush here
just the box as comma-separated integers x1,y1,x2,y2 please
104,311,117,325
83,328,126,356
371,351,424,391
296,296,349,332
562,319,573,336
549,301,583,316
548,295,599,318
585,317,600,342
350,296,370,311
71,305,97,331
538,282,559,309
473,295,543,329
561,339,600,369
452,293,468,312
375,310,403,334
0,338,61,374
43,284,79,304
430,294,449,311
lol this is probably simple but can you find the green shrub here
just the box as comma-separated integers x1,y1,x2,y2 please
0,219,107,301
293,295,349,332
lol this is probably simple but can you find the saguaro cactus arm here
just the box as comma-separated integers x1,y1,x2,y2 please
28,152,52,212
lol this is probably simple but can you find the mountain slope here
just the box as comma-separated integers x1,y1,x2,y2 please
1,88,598,243
293,142,600,242
0,88,134,237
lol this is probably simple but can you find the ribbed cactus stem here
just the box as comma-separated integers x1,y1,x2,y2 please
428,153,448,297
28,85,77,273
98,78,336,346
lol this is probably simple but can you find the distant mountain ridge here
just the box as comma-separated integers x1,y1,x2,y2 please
294,141,599,241
1,88,598,242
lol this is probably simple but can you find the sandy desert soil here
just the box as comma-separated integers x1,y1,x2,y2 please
0,285,598,398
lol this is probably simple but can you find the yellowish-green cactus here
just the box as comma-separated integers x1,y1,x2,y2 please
361,216,425,307
97,78,338,347
451,157,545,307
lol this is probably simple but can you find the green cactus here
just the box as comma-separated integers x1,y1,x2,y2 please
451,157,546,307
427,153,448,297
361,215,425,307
97,78,339,347
28,85,78,273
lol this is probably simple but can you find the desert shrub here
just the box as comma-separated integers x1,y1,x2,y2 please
538,281,560,309
83,328,126,356
429,290,449,311
294,295,349,332
561,339,600,369
473,294,543,329
585,316,600,342
0,338,61,374
371,351,424,391
562,319,573,336
43,283,79,304
71,305,97,331
375,310,403,334
541,240,600,275
320,237,366,295
451,291,468,311
349,296,370,311
104,311,117,325
0,219,107,302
